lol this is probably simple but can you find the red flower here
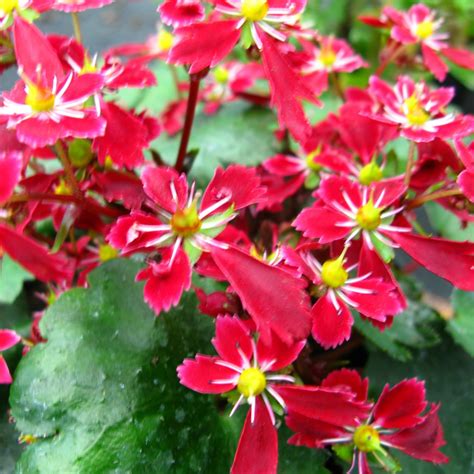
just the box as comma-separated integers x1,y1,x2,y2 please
0,329,21,384
294,175,409,249
179,315,364,473
0,18,105,147
367,75,474,143
108,165,265,313
167,0,317,140
283,243,405,348
294,175,474,290
179,316,303,473
286,369,448,472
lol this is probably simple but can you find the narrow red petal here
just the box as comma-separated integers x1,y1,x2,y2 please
231,397,278,474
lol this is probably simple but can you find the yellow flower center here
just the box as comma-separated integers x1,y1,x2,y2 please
321,254,348,288
98,244,119,262
415,20,434,40
359,161,383,186
157,30,174,51
404,94,430,126
0,0,19,14
241,0,269,21
80,57,97,75
353,425,381,452
25,83,55,113
54,179,73,196
237,367,267,397
319,48,337,68
170,204,202,237
356,200,382,231
305,146,322,172
214,66,230,84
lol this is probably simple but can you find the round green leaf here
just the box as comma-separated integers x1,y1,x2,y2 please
10,259,235,473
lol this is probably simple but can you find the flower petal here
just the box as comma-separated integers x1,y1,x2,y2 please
141,166,188,213
382,404,448,464
373,378,427,429
311,294,353,349
177,354,238,394
231,397,278,474
212,316,253,368
0,329,21,352
211,246,311,345
136,248,191,314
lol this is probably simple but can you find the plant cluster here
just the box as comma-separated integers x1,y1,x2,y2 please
0,0,473,472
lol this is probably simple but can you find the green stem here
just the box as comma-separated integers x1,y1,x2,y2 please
71,12,82,43
406,188,463,210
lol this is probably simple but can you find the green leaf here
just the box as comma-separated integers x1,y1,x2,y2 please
425,202,474,241
447,289,474,357
0,410,23,474
0,256,34,305
154,102,279,186
365,337,474,474
114,63,180,116
0,293,32,470
355,274,441,362
278,424,330,474
10,259,236,473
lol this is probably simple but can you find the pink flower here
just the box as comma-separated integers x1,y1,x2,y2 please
51,0,114,12
384,4,474,81
286,369,448,472
49,35,157,90
367,75,474,143
299,36,367,94
0,18,106,148
283,242,405,348
158,0,205,28
202,61,263,114
0,329,21,384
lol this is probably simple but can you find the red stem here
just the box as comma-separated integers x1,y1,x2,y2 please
375,44,404,76
175,69,208,173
